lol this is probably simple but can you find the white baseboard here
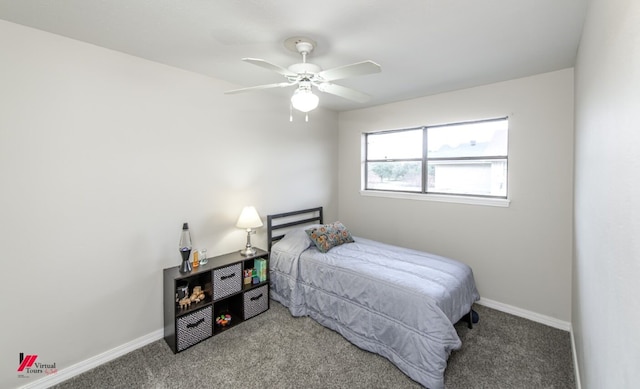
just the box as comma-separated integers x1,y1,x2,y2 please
19,329,164,389
476,297,571,331
476,298,580,387
570,324,582,389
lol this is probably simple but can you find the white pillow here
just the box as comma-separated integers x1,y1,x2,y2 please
271,225,320,255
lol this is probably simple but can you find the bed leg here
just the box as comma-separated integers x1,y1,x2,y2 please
467,310,473,329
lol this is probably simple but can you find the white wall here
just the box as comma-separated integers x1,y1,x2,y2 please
573,0,640,387
0,20,338,388
338,69,574,323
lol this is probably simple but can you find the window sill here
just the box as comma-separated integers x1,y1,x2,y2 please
360,190,510,207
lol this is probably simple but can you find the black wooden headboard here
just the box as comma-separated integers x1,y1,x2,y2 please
267,207,323,252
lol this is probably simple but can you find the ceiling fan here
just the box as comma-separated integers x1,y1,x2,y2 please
225,36,381,115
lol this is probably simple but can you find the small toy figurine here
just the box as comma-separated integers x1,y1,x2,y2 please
178,297,191,309
189,285,205,303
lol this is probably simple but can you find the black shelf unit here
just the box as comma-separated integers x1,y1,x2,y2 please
163,248,269,353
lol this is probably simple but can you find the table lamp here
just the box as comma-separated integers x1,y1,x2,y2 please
236,206,263,256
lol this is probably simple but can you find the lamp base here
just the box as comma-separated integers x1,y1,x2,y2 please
240,247,256,256
179,259,192,273
240,228,257,256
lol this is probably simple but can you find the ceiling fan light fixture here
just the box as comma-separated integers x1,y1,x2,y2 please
290,87,319,112
226,36,381,115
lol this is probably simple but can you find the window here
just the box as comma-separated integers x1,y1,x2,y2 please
364,117,508,199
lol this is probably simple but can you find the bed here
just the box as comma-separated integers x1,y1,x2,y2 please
267,207,480,389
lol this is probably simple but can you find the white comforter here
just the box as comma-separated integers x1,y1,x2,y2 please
269,230,480,389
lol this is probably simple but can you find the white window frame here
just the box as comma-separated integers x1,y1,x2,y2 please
361,117,511,208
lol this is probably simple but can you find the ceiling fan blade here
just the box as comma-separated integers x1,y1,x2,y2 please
242,58,298,77
225,81,297,95
317,83,371,103
317,60,381,82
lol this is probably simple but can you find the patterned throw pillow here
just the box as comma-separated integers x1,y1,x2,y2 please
305,221,355,253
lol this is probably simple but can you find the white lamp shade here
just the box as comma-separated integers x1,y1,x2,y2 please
236,206,263,229
291,88,319,112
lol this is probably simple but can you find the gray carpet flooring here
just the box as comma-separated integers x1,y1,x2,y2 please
52,301,575,389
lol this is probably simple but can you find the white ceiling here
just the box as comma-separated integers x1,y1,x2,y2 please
0,0,588,112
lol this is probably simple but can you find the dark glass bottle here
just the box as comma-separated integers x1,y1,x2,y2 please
179,223,192,273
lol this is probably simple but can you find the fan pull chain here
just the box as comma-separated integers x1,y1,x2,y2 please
289,104,293,122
